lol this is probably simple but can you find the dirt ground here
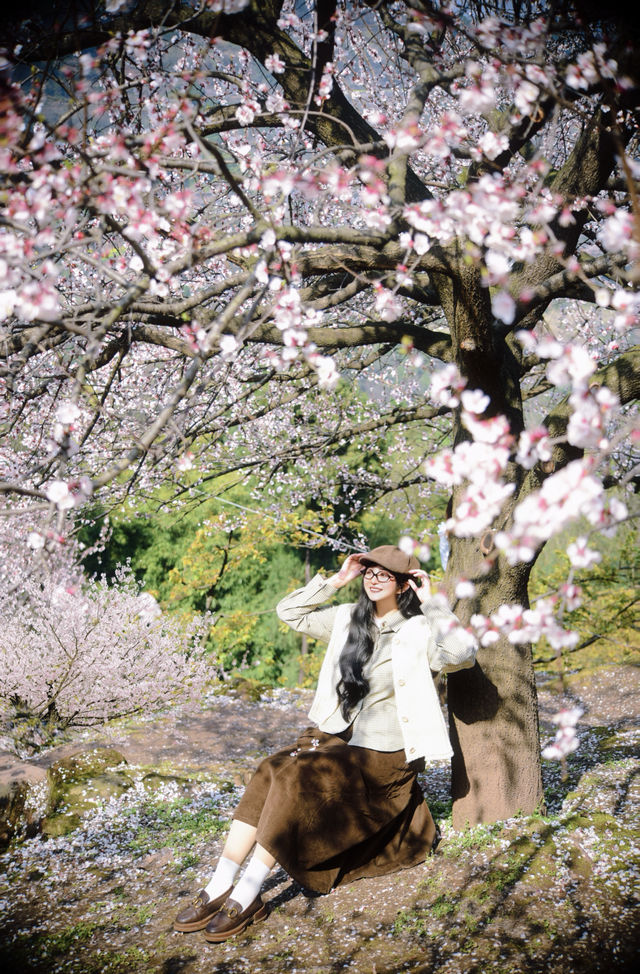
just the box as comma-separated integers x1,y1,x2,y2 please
1,666,638,974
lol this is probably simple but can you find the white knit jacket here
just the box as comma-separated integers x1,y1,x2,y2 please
277,575,478,764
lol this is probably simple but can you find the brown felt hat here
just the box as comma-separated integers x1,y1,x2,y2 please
359,544,419,575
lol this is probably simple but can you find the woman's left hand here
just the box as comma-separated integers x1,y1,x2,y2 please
407,569,432,604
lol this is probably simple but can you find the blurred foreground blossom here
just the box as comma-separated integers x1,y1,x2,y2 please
398,535,431,562
542,706,584,760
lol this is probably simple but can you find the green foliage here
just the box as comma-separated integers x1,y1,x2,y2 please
80,483,345,683
530,519,640,674
75,365,455,686
80,457,438,685
80,475,637,691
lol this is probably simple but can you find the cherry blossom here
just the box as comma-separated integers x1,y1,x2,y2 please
374,288,403,322
265,54,286,74
455,579,476,599
566,537,602,569
515,428,553,469
428,365,467,408
492,290,516,324
567,385,619,450
45,481,76,511
177,452,195,472
219,335,240,358
460,390,490,415
559,583,583,612
399,535,431,563
475,131,509,161
308,353,339,390
542,707,584,760
546,346,597,389
0,565,209,740
315,62,335,104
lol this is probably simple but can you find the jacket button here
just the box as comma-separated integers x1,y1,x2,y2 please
399,679,406,686
409,747,416,754
402,716,409,722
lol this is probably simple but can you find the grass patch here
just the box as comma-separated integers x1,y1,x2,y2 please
393,907,430,938
393,892,457,939
1,920,107,972
122,793,229,855
84,946,151,974
441,820,504,854
44,920,103,953
173,850,201,872
425,795,452,821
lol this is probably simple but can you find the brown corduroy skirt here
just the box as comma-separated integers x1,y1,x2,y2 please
232,726,437,894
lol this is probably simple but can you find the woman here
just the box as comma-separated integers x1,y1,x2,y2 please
174,544,477,943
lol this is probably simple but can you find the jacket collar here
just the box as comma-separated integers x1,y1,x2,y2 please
375,609,405,632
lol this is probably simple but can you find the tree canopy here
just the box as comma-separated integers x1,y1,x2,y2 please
1,0,639,824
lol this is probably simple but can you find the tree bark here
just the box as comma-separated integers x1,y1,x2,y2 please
447,545,543,826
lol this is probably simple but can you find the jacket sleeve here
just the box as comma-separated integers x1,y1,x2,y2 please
276,573,342,644
420,594,478,673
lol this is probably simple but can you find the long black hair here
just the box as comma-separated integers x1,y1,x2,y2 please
336,572,423,721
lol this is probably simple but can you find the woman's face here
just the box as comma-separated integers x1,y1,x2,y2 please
362,565,399,604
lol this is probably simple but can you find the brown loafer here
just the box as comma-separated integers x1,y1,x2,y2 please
173,887,233,932
203,895,268,942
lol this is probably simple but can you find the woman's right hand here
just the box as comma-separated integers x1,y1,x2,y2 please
328,553,364,589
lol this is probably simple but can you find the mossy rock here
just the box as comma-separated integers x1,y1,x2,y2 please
227,675,270,701
0,762,49,848
140,771,190,791
47,747,128,795
0,780,29,846
42,747,133,837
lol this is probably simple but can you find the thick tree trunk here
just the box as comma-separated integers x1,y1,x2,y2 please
433,265,544,826
446,543,544,827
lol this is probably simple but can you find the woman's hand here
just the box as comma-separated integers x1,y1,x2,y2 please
407,568,432,603
328,553,364,589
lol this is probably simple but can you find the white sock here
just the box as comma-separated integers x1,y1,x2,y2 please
203,856,240,901
231,854,273,911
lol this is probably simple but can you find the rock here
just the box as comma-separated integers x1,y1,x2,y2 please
137,847,175,870
141,771,190,791
227,675,270,702
42,747,133,837
0,754,48,847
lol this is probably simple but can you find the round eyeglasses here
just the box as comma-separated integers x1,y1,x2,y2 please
362,567,394,584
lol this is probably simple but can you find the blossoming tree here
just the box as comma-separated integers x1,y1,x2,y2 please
0,515,209,750
1,0,639,824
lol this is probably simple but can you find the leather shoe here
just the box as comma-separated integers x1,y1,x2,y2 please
203,895,268,942
173,887,233,932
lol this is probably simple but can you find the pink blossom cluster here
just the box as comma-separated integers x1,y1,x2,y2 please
425,371,517,540
315,62,335,105
496,460,625,565
565,45,618,91
398,535,431,563
428,364,468,409
471,599,578,652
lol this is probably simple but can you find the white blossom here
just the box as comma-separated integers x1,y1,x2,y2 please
491,289,516,324
45,480,75,510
